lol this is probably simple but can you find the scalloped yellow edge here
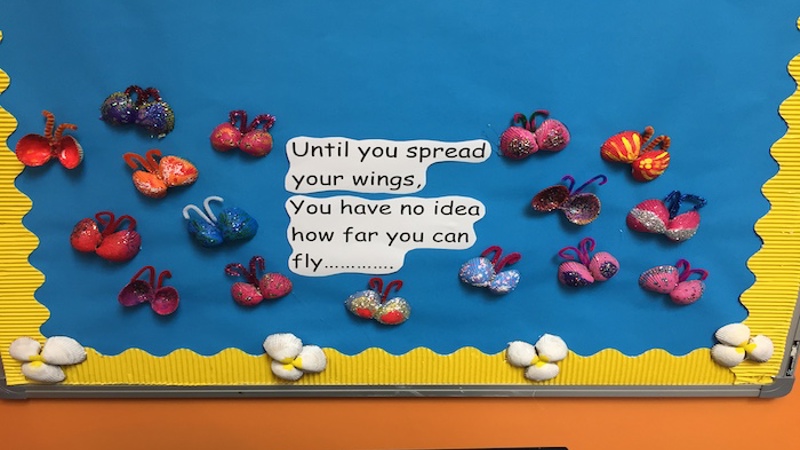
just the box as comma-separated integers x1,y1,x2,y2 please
1,20,799,388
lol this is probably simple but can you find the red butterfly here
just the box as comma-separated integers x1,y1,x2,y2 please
210,110,276,157
15,110,83,169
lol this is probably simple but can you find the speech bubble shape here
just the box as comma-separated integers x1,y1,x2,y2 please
286,195,485,276
285,137,491,194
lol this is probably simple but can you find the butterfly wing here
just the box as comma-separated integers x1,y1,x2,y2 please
665,210,701,241
488,270,520,294
132,171,168,198
600,130,642,163
151,286,180,315
626,199,669,234
631,150,670,182
186,218,224,247
217,207,259,242
375,297,411,325
118,280,154,307
344,289,382,319
560,193,601,225
531,185,570,212
458,256,496,287
15,134,53,167
55,136,84,169
158,155,199,187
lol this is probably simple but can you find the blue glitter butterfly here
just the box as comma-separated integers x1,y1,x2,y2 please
182,195,258,247
459,245,522,294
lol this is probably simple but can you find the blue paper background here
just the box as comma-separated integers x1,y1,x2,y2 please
1,1,798,357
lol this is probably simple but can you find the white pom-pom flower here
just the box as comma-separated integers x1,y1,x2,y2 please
22,362,67,384
270,360,304,381
747,335,774,363
8,336,87,383
8,337,41,361
40,336,87,365
525,362,560,382
506,341,537,368
715,323,751,346
535,334,569,362
506,333,568,382
294,345,327,373
263,333,303,362
710,323,774,368
262,333,327,381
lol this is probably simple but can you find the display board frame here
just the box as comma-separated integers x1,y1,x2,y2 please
1,2,800,399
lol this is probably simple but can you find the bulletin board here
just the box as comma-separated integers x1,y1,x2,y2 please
1,0,800,398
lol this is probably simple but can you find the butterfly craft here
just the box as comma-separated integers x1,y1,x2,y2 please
210,110,277,157
15,110,83,169
117,265,180,315
344,278,411,325
459,245,522,294
182,195,259,247
69,211,141,262
556,237,619,287
531,174,607,225
627,190,706,242
600,125,671,181
498,109,570,159
639,259,708,305
225,255,292,306
123,148,198,198
100,85,175,138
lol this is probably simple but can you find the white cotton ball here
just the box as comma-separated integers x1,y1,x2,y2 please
263,333,303,362
270,360,304,381
710,344,745,368
8,337,41,362
295,345,327,373
21,362,65,383
506,341,537,368
524,362,560,382
535,334,568,363
714,323,751,347
746,335,774,363
41,336,87,366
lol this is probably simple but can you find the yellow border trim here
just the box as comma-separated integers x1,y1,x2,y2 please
62,347,732,386
0,30,49,386
732,18,800,385
1,20,798,388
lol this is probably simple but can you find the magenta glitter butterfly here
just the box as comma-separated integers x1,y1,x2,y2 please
225,256,292,307
118,266,179,315
531,174,607,225
627,191,706,242
498,109,570,159
556,237,619,287
210,110,276,157
639,259,708,305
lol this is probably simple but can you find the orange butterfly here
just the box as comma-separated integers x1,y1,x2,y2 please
123,149,198,198
600,126,671,182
